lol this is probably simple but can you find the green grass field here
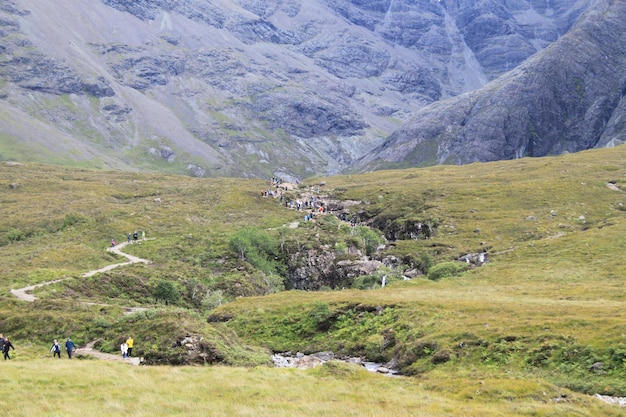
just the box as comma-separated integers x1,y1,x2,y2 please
0,354,620,416
1,146,626,415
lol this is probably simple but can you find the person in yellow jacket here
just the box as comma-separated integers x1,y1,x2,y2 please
126,336,134,357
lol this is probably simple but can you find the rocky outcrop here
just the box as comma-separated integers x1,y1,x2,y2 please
286,247,384,290
142,334,225,365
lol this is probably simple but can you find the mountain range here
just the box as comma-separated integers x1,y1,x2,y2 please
0,0,623,179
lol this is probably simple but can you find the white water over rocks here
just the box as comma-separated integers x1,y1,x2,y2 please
594,394,626,407
272,352,399,376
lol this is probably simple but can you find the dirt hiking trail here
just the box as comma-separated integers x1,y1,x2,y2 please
75,340,141,365
11,240,152,302
10,240,152,365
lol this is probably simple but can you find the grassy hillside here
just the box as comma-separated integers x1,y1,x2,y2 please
2,355,619,416
1,146,626,415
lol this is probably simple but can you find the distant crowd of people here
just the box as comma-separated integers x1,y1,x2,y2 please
261,177,368,227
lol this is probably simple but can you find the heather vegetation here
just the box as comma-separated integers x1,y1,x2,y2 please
2,146,626,415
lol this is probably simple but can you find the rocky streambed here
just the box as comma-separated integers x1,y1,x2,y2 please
272,352,626,407
271,351,399,376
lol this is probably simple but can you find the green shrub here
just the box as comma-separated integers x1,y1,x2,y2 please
395,340,439,371
62,212,87,229
310,301,334,331
202,290,225,311
228,227,283,275
152,279,181,305
335,241,348,254
427,262,463,281
6,228,26,242
352,274,380,290
431,349,452,364
418,252,434,273
351,267,405,290
351,226,384,256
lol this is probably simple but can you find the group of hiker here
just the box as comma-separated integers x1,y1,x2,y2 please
120,336,134,359
0,334,135,360
262,178,366,228
112,230,146,247
50,338,76,359
0,334,15,360
262,178,328,218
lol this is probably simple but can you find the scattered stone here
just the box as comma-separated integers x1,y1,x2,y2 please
403,269,419,278
590,362,604,372
312,351,334,361
607,183,621,191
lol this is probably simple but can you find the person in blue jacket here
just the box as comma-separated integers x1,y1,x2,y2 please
65,337,76,359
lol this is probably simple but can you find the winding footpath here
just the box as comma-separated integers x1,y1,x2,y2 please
11,240,151,302
10,240,151,365
75,340,141,366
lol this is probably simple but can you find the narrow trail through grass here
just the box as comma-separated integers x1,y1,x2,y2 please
75,340,141,366
10,239,152,302
8,240,150,366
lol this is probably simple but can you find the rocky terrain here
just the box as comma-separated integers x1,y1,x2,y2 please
0,0,615,179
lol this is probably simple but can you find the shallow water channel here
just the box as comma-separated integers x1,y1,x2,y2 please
272,352,399,376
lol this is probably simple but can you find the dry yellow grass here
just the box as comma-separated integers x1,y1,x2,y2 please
0,358,620,417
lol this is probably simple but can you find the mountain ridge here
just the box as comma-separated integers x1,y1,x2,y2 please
357,0,626,169
0,0,614,178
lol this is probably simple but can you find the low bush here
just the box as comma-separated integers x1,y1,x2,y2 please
427,261,464,281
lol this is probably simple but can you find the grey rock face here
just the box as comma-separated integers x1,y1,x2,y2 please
286,248,385,290
0,0,604,178
360,0,626,169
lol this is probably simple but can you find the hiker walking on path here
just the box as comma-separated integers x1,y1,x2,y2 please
133,231,138,242
127,233,131,244
111,238,116,247
65,338,76,359
0,334,5,351
126,336,134,357
3,337,14,360
51,339,61,358
121,342,128,359
142,230,145,240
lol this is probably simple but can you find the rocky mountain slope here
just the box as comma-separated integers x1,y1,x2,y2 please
358,0,626,169
0,0,601,178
